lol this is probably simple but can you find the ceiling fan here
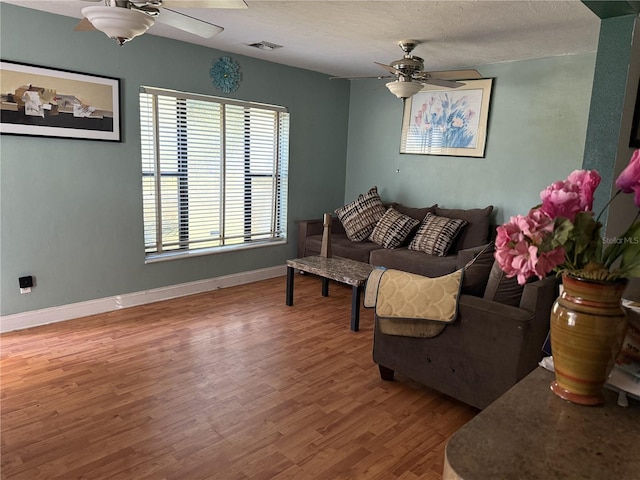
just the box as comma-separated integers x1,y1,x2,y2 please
335,40,482,100
74,0,247,46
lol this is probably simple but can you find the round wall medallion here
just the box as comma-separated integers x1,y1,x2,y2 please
210,56,241,93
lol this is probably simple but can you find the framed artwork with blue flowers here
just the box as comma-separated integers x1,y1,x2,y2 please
400,78,493,158
210,56,241,94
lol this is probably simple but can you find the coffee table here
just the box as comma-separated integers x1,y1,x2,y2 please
286,256,375,331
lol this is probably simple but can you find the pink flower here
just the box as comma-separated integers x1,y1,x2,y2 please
540,180,582,221
616,150,640,200
540,170,601,221
567,169,601,211
526,208,555,240
494,210,566,285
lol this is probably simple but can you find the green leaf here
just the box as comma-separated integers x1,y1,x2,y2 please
619,221,640,272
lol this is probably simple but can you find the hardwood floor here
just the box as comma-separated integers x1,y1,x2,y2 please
1,275,477,480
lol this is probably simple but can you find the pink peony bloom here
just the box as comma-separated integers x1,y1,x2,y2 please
540,180,582,221
616,150,640,196
526,208,555,240
567,169,601,211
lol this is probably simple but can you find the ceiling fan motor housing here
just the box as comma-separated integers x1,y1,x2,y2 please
390,55,424,77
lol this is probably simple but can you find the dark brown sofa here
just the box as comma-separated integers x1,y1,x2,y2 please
297,204,494,278
297,202,559,410
373,271,559,409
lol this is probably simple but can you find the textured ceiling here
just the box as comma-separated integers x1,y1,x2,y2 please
1,1,601,77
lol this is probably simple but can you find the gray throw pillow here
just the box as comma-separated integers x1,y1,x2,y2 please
483,260,526,307
434,205,493,251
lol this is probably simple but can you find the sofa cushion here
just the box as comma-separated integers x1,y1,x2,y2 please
305,234,383,263
434,205,493,251
408,213,467,257
483,260,525,307
370,207,420,249
335,186,387,242
457,243,496,297
390,202,438,221
370,247,459,277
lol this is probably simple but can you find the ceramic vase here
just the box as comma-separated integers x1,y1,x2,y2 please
550,274,628,405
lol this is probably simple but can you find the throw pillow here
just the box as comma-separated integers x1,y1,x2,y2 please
390,203,438,221
434,205,493,251
335,186,387,242
370,207,420,249
483,260,526,307
408,212,467,257
456,243,496,297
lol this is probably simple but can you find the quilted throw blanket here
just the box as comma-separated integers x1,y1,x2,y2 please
364,267,463,338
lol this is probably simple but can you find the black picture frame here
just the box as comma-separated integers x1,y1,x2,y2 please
0,60,121,142
630,78,640,148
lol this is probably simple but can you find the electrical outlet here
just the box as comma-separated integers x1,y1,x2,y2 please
19,276,34,294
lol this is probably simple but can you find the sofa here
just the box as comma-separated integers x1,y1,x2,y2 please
373,271,558,409
297,197,495,278
297,187,559,409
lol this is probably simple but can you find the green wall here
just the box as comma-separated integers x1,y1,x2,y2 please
344,53,597,226
0,4,349,315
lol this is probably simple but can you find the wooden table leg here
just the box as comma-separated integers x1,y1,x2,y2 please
351,285,362,332
322,277,329,297
286,266,294,306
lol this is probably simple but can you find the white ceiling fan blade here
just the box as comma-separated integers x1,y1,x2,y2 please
158,8,223,37
74,16,96,31
424,69,482,80
422,78,466,89
158,0,247,8
330,75,393,80
374,62,402,75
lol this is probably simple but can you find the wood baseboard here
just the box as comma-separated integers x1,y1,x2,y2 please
0,265,286,333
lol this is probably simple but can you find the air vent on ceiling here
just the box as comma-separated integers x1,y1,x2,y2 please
246,41,283,51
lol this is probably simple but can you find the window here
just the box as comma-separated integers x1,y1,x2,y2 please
140,87,289,262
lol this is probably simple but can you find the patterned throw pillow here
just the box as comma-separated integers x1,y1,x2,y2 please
335,187,387,242
408,212,467,256
370,207,420,249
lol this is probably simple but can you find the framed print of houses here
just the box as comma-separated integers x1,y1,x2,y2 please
0,61,121,141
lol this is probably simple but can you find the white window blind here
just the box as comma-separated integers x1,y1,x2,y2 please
140,87,289,261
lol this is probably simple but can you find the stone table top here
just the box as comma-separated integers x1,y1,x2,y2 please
286,256,374,287
444,367,640,479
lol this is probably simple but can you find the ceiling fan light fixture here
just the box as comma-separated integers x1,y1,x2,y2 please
385,80,423,99
81,6,155,46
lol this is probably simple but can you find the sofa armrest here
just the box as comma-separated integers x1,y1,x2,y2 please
297,216,347,257
517,275,559,376
519,275,558,313
297,218,324,257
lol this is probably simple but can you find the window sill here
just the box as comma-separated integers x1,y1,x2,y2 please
145,239,287,264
